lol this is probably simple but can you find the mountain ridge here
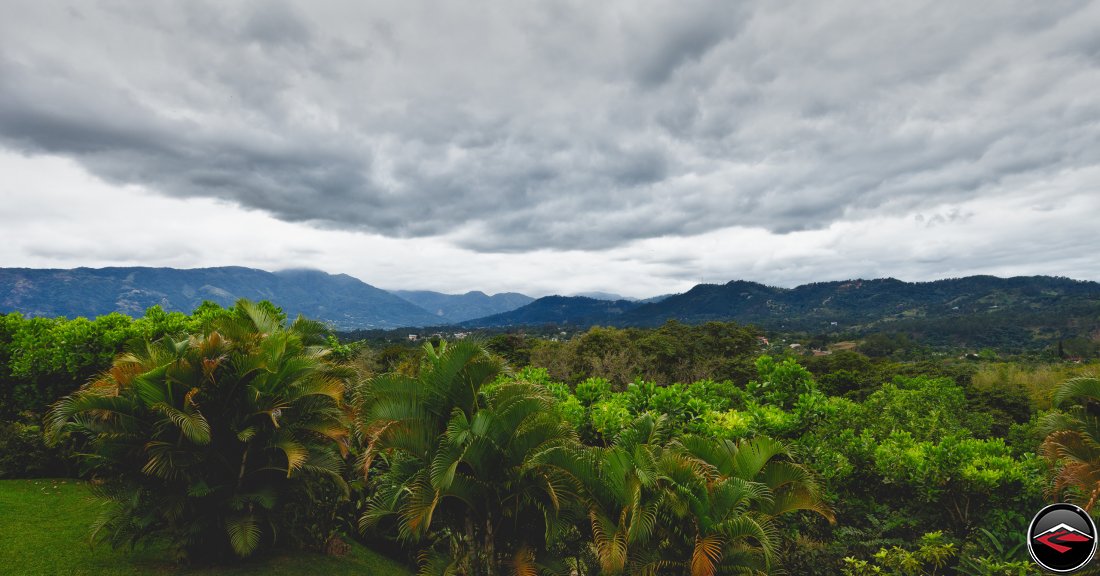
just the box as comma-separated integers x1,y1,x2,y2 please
0,266,442,330
3,268,1100,346
461,275,1100,346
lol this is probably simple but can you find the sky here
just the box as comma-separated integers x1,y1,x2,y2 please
1,1,1098,299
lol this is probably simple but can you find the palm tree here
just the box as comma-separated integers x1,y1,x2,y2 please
1040,376,1100,510
538,415,833,576
45,300,350,562
670,435,835,576
356,340,580,576
577,415,669,576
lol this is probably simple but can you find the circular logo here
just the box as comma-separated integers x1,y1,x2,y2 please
1028,503,1098,573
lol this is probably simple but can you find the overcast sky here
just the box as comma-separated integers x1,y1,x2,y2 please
1,1,1098,298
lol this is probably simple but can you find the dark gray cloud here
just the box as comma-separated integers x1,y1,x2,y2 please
1,0,1098,254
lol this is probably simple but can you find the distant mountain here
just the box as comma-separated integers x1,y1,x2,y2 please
0,267,442,329
638,293,675,304
632,275,1100,350
5,268,1098,349
571,292,676,304
623,276,1100,330
459,276,1100,349
390,290,534,323
462,296,643,327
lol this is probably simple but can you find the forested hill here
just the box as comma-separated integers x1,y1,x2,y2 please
624,276,1100,329
0,267,441,330
463,276,1100,347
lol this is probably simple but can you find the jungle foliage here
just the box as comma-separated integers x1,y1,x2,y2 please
2,305,1098,574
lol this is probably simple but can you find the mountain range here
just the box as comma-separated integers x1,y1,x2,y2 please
0,267,444,330
461,276,1100,349
2,268,1100,347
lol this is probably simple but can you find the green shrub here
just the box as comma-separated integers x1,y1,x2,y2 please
45,301,351,563
574,376,612,406
0,417,74,478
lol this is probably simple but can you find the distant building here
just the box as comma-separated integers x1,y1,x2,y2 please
408,334,418,341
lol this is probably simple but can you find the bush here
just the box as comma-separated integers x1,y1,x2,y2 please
574,377,611,406
0,416,75,479
45,301,351,563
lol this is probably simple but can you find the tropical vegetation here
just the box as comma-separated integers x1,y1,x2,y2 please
0,300,1097,574
43,301,352,562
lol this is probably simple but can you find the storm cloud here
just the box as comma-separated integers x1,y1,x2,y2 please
2,0,1097,254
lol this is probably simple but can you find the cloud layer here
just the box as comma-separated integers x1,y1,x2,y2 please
3,150,1098,299
3,0,1097,255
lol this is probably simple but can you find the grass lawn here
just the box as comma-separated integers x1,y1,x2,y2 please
0,479,414,576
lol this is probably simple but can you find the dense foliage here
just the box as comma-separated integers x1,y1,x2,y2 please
356,340,578,574
3,304,1098,574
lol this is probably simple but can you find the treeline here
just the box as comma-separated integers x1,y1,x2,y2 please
2,304,1098,574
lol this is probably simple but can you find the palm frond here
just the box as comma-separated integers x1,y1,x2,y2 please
150,402,211,445
224,514,262,558
691,534,725,576
1054,377,1100,408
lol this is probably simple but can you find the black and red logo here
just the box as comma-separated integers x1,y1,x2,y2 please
1028,503,1097,573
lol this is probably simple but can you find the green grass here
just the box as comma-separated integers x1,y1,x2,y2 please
0,479,414,576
